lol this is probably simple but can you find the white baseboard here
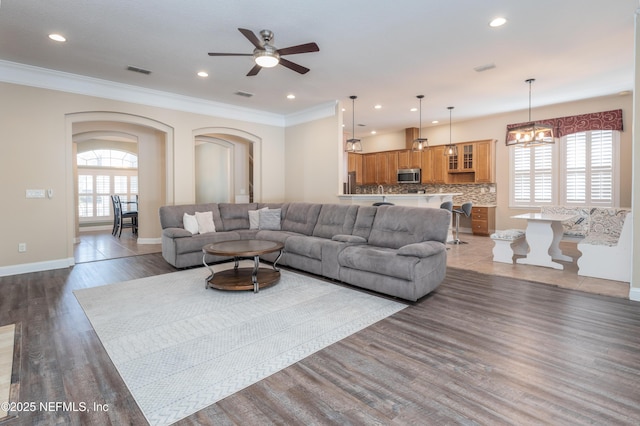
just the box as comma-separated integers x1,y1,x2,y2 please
0,257,75,278
629,287,640,302
137,237,162,245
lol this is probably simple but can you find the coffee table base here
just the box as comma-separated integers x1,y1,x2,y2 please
207,267,280,291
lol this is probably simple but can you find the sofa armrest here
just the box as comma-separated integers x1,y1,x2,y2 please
397,241,444,258
163,227,193,238
332,234,367,244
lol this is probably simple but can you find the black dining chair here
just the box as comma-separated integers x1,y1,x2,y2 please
449,202,472,244
112,195,138,237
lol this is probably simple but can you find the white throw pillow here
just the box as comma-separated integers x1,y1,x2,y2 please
195,211,216,234
249,207,268,230
183,213,199,235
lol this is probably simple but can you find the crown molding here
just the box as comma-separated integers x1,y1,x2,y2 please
0,60,339,127
285,101,338,127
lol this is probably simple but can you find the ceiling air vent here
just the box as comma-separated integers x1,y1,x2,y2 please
234,91,254,98
126,65,152,75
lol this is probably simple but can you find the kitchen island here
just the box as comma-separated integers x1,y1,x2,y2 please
338,193,462,208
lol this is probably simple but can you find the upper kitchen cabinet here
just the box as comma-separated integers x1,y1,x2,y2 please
446,140,495,183
397,149,422,169
376,151,397,184
347,152,363,185
474,139,496,183
362,153,377,185
421,146,447,184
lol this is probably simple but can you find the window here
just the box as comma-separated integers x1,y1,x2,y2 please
510,130,619,208
562,130,616,206
77,149,138,222
511,143,556,207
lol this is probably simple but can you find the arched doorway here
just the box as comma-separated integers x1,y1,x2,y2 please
193,127,260,203
66,112,173,261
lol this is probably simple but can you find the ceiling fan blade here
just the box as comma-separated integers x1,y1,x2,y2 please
246,64,262,76
277,42,320,56
238,28,262,49
279,58,310,74
208,52,253,56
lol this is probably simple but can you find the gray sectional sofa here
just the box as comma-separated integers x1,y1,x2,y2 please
159,202,451,301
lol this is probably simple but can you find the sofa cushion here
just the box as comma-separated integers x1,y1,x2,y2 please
218,203,257,231
540,206,590,238
339,245,419,281
332,234,367,244
162,227,192,238
285,235,323,260
281,203,321,236
174,231,240,254
248,207,268,229
397,241,445,258
352,206,378,240
312,204,359,239
368,206,450,249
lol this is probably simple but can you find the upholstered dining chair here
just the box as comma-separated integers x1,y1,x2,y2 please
449,202,472,244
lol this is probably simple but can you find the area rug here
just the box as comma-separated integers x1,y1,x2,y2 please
74,266,406,426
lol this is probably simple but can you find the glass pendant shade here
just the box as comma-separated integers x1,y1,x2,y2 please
345,95,362,152
506,79,555,147
412,95,428,152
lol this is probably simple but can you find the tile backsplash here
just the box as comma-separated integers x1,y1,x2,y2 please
356,183,497,206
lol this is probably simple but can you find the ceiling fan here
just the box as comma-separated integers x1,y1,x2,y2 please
208,28,319,76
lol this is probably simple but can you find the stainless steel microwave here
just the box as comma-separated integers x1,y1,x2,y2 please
397,168,421,183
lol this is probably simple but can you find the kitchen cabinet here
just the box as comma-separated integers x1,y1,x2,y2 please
470,206,495,236
376,152,397,184
397,149,422,169
362,153,377,185
421,145,447,184
347,152,363,185
474,139,495,183
447,142,474,173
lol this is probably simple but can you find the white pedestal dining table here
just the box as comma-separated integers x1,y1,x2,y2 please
511,212,577,270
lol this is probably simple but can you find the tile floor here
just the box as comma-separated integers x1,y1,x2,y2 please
446,233,630,299
74,230,630,299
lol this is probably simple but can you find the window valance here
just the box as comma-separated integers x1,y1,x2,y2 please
506,109,623,138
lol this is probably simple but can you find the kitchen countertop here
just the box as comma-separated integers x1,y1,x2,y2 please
338,193,462,198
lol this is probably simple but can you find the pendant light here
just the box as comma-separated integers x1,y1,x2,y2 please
412,95,429,152
444,106,458,156
506,78,554,147
345,95,362,152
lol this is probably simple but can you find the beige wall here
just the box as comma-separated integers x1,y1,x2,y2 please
361,94,634,230
0,82,287,271
284,105,343,203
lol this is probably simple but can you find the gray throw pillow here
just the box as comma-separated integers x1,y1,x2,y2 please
259,208,281,230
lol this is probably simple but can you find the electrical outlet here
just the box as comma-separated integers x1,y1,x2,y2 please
18,243,27,252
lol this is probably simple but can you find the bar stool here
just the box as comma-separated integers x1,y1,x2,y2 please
439,201,453,211
449,202,472,244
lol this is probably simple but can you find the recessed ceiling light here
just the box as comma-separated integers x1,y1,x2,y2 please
489,17,507,27
197,71,209,77
287,94,295,99
371,130,377,135
410,107,418,112
374,105,382,109
48,33,66,42
432,120,439,124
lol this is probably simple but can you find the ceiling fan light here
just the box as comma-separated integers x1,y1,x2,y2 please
254,51,279,67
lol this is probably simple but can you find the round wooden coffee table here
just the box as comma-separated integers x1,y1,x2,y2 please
202,240,284,293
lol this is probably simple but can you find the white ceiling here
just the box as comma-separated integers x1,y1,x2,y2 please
0,0,636,138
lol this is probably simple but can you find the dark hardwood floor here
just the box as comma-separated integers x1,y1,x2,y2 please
1,254,640,425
